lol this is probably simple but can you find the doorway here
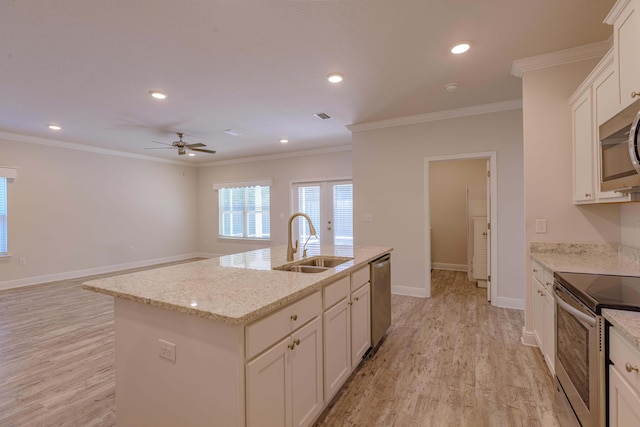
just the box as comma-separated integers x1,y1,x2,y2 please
424,152,497,303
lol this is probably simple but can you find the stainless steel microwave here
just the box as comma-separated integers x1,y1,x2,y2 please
599,98,640,193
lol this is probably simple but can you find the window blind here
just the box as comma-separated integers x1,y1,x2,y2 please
0,178,7,254
332,184,353,246
218,185,270,239
297,185,321,243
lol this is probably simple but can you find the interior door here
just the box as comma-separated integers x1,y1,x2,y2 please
486,159,491,302
292,180,353,247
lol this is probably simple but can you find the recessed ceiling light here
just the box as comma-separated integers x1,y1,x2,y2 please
223,129,241,136
188,153,196,157
327,73,344,83
451,42,471,54
47,124,62,130
280,139,289,144
149,90,167,100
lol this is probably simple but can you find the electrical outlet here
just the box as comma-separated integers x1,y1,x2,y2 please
535,219,547,234
363,213,375,222
19,257,27,266
129,246,134,253
159,339,176,363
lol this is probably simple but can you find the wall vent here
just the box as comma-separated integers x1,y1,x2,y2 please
314,112,332,120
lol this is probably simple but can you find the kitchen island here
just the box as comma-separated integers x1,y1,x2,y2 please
83,245,392,427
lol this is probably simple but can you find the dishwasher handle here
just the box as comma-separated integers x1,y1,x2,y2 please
371,254,391,269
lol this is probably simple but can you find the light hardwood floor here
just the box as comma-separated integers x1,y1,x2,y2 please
0,266,578,426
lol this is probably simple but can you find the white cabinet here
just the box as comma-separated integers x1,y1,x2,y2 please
572,88,595,203
350,282,371,367
246,293,323,427
322,268,372,402
570,49,634,204
606,0,640,110
531,260,555,374
609,326,640,427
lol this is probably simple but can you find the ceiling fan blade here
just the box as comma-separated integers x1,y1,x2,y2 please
151,140,174,146
185,143,206,148
190,148,217,154
144,147,175,150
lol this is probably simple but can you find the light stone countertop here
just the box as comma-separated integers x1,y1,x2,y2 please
530,242,640,354
83,245,392,326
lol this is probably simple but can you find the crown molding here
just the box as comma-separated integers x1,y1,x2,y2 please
511,40,611,78
605,0,632,24
346,99,523,133
0,131,194,167
197,145,352,167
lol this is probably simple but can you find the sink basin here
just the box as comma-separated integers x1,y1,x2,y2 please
280,265,329,273
273,256,353,273
295,256,352,268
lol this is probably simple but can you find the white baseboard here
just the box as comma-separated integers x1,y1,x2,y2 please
392,285,428,298
494,296,525,310
431,262,467,272
0,253,205,291
521,327,538,347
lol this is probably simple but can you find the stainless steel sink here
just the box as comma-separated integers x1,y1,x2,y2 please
273,256,352,273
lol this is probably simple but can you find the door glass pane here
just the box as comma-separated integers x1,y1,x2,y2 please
333,184,353,246
297,186,321,244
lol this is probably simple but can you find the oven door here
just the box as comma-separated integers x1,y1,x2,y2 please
554,283,603,427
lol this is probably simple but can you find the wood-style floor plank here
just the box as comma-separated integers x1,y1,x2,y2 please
0,266,578,426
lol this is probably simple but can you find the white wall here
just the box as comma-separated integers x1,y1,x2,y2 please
197,149,352,256
429,159,486,269
352,108,524,304
621,204,640,248
521,60,622,333
0,137,199,288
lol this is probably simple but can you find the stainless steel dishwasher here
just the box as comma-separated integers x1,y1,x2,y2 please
370,253,391,348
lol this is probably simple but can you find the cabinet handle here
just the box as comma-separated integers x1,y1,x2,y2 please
632,91,640,99
288,338,301,350
290,314,298,321
625,362,639,373
585,193,591,198
546,282,551,287
354,297,359,302
533,268,538,273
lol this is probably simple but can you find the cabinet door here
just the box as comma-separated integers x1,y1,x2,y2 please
351,283,371,368
246,337,292,427
615,0,640,109
291,316,323,427
323,298,351,402
543,287,555,374
533,279,545,352
572,89,595,203
609,365,640,427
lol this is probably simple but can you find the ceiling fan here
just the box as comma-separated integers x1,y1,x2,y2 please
145,132,217,156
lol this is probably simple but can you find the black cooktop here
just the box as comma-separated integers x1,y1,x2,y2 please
554,271,640,314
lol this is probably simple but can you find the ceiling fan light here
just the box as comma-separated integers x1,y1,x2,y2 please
47,124,62,130
451,42,471,55
149,90,167,100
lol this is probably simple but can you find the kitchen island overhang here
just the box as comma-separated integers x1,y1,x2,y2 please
83,245,392,427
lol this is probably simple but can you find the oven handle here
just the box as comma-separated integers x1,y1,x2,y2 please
553,288,596,327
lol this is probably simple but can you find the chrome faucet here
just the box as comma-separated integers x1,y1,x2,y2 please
287,212,317,261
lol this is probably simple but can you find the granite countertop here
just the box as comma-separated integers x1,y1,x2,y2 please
83,245,392,326
530,242,640,352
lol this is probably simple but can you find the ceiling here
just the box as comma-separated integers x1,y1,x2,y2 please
0,0,616,163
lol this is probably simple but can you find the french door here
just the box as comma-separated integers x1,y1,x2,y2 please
292,180,353,247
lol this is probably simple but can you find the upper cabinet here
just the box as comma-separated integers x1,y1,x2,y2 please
606,0,640,110
570,0,640,204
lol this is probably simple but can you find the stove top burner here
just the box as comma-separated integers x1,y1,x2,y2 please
554,272,640,314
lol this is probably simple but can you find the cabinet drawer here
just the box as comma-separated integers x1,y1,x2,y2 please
324,276,350,309
246,291,321,360
610,327,640,394
351,265,370,292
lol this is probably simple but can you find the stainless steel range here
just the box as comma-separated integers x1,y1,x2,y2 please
553,272,640,427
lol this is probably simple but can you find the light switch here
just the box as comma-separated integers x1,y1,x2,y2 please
535,219,547,234
363,213,374,222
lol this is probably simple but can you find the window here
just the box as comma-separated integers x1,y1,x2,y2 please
292,180,353,247
0,177,7,255
215,180,271,240
0,167,16,256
